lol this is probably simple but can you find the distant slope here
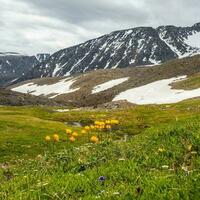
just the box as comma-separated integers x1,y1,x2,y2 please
9,55,200,107
113,75,200,105
15,22,200,83
0,88,59,106
0,52,50,86
171,73,200,90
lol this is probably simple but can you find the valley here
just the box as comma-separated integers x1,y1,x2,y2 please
0,19,200,199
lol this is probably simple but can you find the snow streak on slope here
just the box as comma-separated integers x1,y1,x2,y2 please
11,78,79,98
184,32,200,48
113,76,200,104
158,31,182,57
92,77,129,94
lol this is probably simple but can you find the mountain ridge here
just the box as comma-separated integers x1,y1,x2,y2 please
0,53,50,86
13,22,200,84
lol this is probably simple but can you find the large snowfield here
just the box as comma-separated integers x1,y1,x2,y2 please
92,77,129,94
11,78,79,98
113,76,200,104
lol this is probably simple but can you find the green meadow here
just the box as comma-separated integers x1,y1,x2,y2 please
0,100,200,199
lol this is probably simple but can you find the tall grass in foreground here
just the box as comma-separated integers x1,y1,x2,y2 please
0,116,200,199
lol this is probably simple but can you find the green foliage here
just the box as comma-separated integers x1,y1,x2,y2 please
0,100,200,199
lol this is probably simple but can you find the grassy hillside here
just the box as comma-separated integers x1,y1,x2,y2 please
9,55,200,107
0,88,60,106
172,73,200,90
0,100,200,199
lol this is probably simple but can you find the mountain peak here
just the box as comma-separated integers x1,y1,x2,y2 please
2,22,200,86
25,22,200,79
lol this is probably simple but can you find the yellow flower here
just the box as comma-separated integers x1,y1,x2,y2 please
66,129,72,135
111,119,119,125
90,136,99,143
106,125,111,129
95,125,100,129
81,130,87,134
69,136,75,142
53,134,59,142
90,125,95,130
84,126,90,131
45,136,51,142
94,121,100,125
105,120,111,124
99,122,105,126
100,125,105,129
72,132,79,137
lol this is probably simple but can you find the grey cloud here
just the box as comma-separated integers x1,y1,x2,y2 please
18,0,149,25
1,0,200,54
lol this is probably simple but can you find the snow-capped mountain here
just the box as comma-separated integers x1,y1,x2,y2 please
16,22,200,82
0,53,50,86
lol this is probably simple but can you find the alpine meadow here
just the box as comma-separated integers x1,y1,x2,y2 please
0,0,200,199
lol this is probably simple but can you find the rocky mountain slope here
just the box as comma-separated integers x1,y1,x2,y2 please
0,88,60,106
15,22,200,83
9,55,200,107
0,52,50,86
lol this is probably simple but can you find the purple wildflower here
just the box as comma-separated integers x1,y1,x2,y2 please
99,176,106,182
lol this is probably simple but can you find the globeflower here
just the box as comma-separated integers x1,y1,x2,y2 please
53,134,59,142
111,119,119,125
95,125,100,129
81,130,87,134
84,126,90,131
100,125,105,130
66,129,72,135
106,125,112,129
99,122,105,126
90,125,95,130
105,120,111,124
94,121,100,125
90,136,99,143
45,136,51,142
72,132,79,137
69,136,75,142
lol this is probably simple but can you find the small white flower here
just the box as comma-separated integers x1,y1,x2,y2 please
162,165,169,169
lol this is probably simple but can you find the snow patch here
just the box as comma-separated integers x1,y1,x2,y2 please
92,77,129,94
11,78,79,99
6,60,11,65
113,76,200,105
54,109,69,112
52,64,61,77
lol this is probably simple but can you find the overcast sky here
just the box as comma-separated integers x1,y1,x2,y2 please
0,0,199,55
